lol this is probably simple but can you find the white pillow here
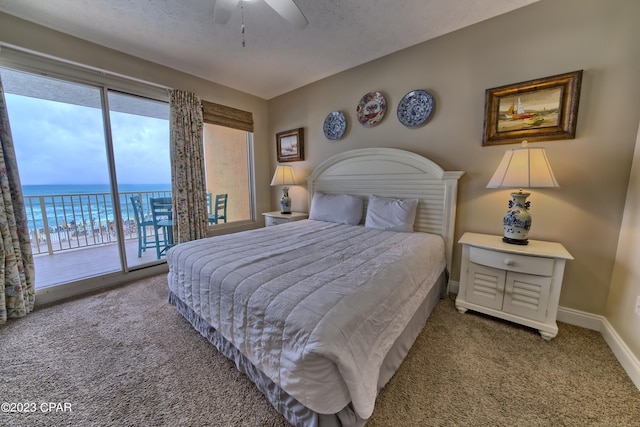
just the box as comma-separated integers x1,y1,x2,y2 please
364,195,419,232
309,192,363,225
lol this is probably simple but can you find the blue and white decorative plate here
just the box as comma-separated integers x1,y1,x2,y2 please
323,111,347,140
397,90,434,127
356,91,387,127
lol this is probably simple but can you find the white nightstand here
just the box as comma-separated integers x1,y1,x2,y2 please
262,211,309,227
455,232,573,340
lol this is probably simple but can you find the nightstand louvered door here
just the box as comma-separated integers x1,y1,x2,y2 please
465,262,506,311
465,245,553,322
504,271,551,322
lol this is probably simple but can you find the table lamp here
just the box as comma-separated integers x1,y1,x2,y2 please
486,141,559,245
270,165,296,214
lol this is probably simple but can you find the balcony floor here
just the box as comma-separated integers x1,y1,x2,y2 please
33,238,165,289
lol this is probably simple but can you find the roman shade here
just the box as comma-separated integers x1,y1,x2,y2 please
201,100,253,132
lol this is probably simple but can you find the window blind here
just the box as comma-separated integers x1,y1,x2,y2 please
201,100,254,132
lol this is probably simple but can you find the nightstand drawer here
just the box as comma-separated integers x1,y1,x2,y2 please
469,246,554,276
262,211,309,226
266,216,289,226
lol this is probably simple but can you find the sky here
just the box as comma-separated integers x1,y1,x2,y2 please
5,93,171,186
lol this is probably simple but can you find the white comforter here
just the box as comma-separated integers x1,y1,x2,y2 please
167,219,445,419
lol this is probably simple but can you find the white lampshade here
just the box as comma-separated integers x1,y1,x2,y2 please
487,145,559,189
270,165,296,214
487,142,559,245
270,165,296,187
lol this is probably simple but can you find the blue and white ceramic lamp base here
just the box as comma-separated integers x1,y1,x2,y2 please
502,191,531,245
280,187,292,214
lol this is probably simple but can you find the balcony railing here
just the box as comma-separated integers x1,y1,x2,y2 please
24,190,171,255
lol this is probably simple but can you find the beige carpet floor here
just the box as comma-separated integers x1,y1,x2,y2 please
1,274,638,427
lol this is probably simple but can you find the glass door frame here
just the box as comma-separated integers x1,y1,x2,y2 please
100,87,129,272
0,48,171,292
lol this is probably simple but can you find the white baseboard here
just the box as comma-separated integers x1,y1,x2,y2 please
448,280,459,295
556,306,640,391
600,317,640,391
448,289,640,391
556,305,603,331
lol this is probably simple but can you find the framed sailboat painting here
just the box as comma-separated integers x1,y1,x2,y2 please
482,70,583,146
276,128,304,162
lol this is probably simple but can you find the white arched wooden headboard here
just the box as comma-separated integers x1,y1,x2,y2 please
307,148,464,276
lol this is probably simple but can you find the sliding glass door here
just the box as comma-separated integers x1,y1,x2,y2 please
0,67,169,289
108,90,170,269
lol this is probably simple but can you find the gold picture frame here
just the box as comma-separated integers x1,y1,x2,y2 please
483,70,583,146
276,128,304,162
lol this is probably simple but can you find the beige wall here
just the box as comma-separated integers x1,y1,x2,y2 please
0,11,271,232
606,123,640,357
268,0,640,323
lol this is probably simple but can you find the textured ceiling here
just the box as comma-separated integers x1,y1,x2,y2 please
0,0,539,99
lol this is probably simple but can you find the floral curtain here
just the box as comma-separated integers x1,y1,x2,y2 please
0,75,35,324
169,89,208,244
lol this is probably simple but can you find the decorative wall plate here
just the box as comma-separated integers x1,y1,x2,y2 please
323,111,347,140
356,91,387,127
397,90,434,127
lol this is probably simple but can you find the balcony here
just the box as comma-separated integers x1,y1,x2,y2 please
24,190,171,289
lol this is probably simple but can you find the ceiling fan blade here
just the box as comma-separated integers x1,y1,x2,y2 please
264,0,308,28
214,0,240,25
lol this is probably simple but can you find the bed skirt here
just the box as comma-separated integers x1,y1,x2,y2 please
168,270,447,427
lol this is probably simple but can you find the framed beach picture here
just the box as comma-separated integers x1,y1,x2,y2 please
276,128,304,162
483,70,583,146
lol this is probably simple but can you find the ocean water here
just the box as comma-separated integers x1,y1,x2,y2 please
22,184,171,231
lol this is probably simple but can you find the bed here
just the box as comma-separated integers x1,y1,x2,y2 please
167,148,464,426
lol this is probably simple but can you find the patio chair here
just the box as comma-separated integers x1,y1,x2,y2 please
130,195,155,258
150,197,173,259
208,193,228,224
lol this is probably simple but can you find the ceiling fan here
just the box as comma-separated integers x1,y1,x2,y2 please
214,0,308,28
